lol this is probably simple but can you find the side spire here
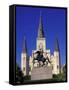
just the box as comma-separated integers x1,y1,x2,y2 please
55,38,59,51
54,38,61,73
38,12,44,38
23,36,27,53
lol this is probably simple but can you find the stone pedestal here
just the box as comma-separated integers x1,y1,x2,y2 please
31,66,52,80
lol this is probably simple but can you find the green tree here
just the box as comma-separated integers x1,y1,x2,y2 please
16,64,24,84
62,64,66,81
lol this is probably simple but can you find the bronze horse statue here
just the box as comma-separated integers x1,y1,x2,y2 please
33,50,51,66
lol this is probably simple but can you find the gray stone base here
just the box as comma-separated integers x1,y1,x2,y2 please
31,66,52,80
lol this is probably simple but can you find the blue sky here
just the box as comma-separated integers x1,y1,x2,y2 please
16,6,67,68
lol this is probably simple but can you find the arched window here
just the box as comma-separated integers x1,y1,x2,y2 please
23,67,25,71
52,66,53,70
38,43,43,50
57,65,59,69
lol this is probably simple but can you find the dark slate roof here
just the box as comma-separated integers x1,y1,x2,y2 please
23,37,27,53
55,38,59,51
38,14,44,38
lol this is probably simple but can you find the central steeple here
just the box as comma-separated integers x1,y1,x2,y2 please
37,13,46,50
38,13,44,38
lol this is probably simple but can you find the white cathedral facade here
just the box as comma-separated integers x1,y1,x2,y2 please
21,15,61,77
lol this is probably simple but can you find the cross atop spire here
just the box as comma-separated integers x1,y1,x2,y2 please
55,38,59,51
38,12,44,38
23,36,27,53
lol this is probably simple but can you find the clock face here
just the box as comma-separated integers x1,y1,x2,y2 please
39,43,43,50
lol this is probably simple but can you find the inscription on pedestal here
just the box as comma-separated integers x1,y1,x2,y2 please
31,66,52,80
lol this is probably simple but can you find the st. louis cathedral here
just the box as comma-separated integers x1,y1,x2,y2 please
21,14,61,79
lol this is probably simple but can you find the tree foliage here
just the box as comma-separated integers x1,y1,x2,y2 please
16,64,24,84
